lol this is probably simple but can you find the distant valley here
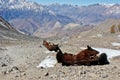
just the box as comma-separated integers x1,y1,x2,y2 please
0,0,120,38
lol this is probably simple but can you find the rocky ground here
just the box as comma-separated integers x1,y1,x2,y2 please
0,33,120,80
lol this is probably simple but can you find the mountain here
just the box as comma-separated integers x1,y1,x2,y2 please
0,16,17,31
0,16,38,40
0,16,20,40
76,19,120,39
33,23,93,38
0,0,74,35
0,0,120,37
47,4,120,24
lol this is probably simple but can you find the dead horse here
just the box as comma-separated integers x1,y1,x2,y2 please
42,40,109,66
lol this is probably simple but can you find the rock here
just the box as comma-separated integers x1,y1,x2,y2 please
1,63,7,67
11,66,19,71
45,72,49,76
50,74,57,79
21,72,26,76
100,73,108,78
10,66,20,73
110,24,120,33
2,71,7,75
15,75,19,78
1,70,11,75
80,71,86,74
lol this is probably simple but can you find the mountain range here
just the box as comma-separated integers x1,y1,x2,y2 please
0,16,39,40
0,0,120,37
0,15,22,40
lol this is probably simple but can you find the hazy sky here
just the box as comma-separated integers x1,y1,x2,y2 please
28,0,120,5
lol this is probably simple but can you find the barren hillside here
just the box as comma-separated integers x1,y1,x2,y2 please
0,16,120,80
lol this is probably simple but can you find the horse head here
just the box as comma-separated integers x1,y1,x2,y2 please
86,45,99,59
43,40,60,52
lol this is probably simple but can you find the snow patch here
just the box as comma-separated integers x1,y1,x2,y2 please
97,34,103,37
16,29,26,34
118,35,120,37
36,56,57,68
91,34,102,38
45,50,56,54
94,48,120,58
80,47,120,58
48,10,56,16
112,42,120,46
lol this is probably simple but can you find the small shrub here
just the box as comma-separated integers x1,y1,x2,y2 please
110,25,115,33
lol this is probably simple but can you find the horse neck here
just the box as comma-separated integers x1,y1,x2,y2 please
57,49,63,55
43,43,48,47
56,49,63,63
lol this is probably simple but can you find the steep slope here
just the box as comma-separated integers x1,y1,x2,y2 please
88,19,120,35
0,16,37,40
0,16,20,40
9,18,41,35
0,16,17,31
76,19,120,38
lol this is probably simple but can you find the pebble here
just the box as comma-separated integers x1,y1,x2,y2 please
45,72,49,76
1,63,7,67
100,73,108,78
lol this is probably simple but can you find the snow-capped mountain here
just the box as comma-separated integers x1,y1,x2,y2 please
105,4,120,14
0,0,44,11
0,0,120,37
0,0,74,35
47,3,120,24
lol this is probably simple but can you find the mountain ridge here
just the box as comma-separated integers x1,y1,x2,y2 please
0,16,39,40
0,0,120,37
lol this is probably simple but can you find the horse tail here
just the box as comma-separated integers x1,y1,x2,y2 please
98,53,109,65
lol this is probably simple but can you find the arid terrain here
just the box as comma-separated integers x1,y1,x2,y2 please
0,15,120,80
0,30,120,80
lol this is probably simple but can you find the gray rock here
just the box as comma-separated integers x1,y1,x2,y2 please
100,73,108,78
1,63,7,67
